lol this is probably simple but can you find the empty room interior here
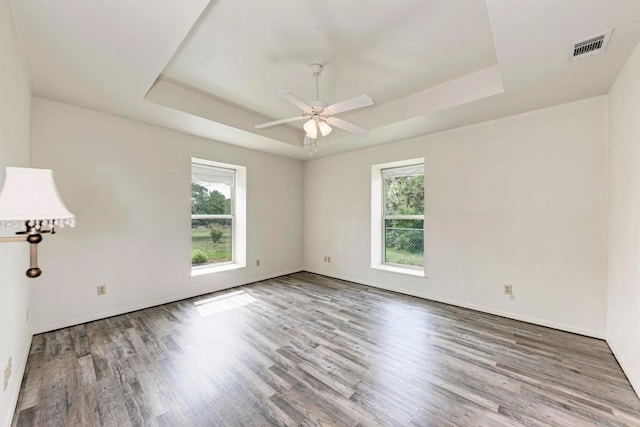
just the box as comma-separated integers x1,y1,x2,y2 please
2,0,640,426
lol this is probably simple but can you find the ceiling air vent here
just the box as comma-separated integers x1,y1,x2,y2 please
571,30,612,61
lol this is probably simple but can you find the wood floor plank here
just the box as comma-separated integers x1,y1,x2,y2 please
11,272,640,426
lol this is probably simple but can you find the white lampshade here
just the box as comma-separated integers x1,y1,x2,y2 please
303,119,318,139
0,167,76,229
317,121,332,136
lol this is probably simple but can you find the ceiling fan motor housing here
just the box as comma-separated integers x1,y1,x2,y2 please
307,100,328,116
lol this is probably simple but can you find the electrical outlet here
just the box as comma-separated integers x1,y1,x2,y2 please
504,284,513,296
327,256,331,263
97,284,107,296
26,308,29,323
3,357,11,392
323,256,327,262
256,260,260,267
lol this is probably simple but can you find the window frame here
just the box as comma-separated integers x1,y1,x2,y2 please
371,158,426,277
191,158,247,276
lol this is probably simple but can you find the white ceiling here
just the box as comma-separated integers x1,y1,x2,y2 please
163,0,497,118
10,0,640,160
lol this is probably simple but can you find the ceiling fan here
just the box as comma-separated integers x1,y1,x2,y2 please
255,64,373,152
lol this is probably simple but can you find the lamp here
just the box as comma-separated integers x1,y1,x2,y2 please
304,117,333,139
317,120,332,137
303,118,318,139
0,167,75,278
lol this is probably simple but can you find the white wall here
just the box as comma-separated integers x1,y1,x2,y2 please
30,98,304,333
607,39,640,397
305,96,608,338
0,0,32,425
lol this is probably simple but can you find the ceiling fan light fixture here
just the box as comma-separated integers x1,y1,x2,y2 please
303,118,318,139
318,120,332,136
254,64,373,154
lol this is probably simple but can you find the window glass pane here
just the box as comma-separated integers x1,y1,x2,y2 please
384,174,424,216
191,166,234,215
384,219,424,267
191,219,232,266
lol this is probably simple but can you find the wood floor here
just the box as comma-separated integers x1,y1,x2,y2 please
12,272,640,427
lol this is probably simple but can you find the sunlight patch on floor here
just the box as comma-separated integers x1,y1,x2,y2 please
194,290,256,317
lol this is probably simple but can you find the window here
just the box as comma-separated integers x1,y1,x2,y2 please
191,158,246,274
372,158,425,276
382,164,424,267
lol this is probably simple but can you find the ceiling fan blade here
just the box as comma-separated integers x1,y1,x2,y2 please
255,116,306,129
277,90,312,112
326,94,373,115
326,117,368,135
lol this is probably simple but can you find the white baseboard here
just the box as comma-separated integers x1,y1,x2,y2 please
606,338,640,399
305,268,605,339
33,269,302,334
4,334,32,427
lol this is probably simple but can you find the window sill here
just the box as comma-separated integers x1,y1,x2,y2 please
191,262,245,277
371,264,426,278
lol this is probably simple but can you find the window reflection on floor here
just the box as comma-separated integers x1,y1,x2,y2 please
194,290,256,317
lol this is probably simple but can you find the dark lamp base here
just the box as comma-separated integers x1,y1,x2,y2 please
26,267,42,278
